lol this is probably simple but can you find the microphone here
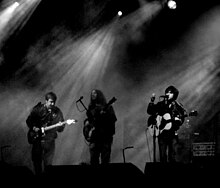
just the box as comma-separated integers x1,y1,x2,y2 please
76,96,83,103
160,95,169,99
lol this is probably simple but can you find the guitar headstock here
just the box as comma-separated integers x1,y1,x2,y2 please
189,110,198,117
109,97,117,105
66,119,77,125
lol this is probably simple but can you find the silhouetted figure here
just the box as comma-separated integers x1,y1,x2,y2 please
26,91,65,176
147,85,187,163
83,89,117,165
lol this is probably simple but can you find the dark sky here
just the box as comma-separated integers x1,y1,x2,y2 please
0,1,218,117
1,0,219,81
0,3,216,54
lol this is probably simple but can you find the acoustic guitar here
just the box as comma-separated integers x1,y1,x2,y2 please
147,110,198,136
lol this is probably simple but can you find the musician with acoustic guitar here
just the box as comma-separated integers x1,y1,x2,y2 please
147,85,188,163
26,91,75,176
83,89,117,165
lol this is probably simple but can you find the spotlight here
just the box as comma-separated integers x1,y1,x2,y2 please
14,2,20,7
167,0,177,9
117,11,122,17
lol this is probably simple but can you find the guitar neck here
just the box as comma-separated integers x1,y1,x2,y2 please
185,110,198,118
44,121,65,131
103,97,117,111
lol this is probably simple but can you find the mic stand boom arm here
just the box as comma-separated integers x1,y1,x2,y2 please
78,100,88,112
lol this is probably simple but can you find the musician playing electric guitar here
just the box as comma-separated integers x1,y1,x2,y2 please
26,92,67,176
84,89,117,165
147,85,187,163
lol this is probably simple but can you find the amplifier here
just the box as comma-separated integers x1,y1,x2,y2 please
192,142,215,157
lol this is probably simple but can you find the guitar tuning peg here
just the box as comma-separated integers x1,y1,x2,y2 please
185,119,190,128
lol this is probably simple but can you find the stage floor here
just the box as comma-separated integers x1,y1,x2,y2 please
0,161,218,187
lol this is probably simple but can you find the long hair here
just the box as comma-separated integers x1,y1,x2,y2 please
89,89,107,107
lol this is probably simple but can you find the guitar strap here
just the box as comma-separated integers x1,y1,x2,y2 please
40,106,58,128
172,101,187,123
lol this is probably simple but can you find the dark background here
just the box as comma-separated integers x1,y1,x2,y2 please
0,0,220,175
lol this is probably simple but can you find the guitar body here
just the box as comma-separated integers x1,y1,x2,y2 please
148,110,198,136
148,113,177,136
157,113,173,134
83,119,96,142
27,128,44,144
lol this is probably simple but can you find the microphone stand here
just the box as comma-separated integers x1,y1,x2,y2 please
149,95,157,163
122,146,134,163
76,98,93,144
77,98,88,112
152,126,157,163
147,117,157,163
0,145,11,165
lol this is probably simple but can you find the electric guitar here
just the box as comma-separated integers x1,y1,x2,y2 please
83,97,117,142
148,110,198,136
27,119,77,144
